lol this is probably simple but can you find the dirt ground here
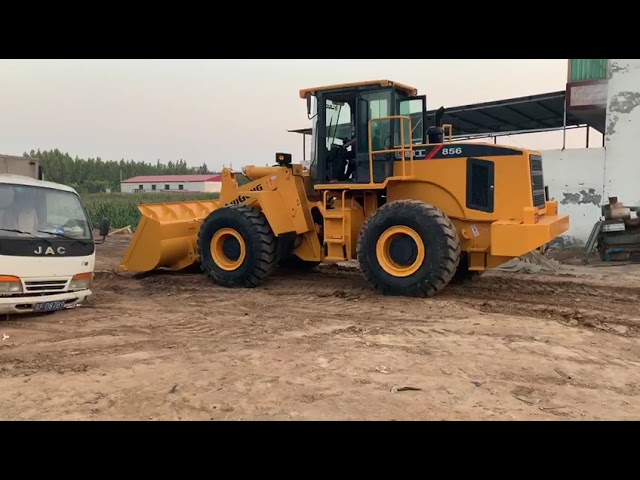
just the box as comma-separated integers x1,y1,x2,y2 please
1,234,640,421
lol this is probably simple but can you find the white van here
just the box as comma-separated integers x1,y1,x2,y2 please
0,174,108,315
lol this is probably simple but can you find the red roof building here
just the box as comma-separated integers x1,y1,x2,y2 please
120,174,223,193
122,174,222,183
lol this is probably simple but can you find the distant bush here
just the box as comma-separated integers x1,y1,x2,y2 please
81,192,219,230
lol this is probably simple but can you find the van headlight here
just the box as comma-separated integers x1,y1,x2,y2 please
69,272,93,290
0,275,22,294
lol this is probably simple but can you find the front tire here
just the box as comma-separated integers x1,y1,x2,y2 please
197,205,277,288
357,200,461,297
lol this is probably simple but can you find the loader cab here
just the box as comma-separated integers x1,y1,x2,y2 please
302,80,427,186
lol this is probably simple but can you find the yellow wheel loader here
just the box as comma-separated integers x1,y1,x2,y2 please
118,80,569,296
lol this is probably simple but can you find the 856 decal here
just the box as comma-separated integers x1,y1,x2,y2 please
441,147,463,156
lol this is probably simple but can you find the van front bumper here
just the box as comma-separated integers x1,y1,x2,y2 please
0,289,92,315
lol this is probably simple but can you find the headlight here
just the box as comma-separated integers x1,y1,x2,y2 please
0,275,22,294
69,272,93,290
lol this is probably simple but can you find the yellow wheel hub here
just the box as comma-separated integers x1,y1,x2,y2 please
376,226,425,277
210,228,246,271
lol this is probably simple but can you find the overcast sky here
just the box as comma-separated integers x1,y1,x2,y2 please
0,59,594,171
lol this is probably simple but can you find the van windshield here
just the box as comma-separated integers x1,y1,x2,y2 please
0,184,92,241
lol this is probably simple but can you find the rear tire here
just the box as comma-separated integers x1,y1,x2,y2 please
357,199,460,297
197,205,277,288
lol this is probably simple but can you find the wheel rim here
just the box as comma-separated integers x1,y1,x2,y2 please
376,226,425,277
210,228,246,271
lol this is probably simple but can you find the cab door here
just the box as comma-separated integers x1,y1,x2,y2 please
354,88,394,183
398,95,427,146
354,90,426,183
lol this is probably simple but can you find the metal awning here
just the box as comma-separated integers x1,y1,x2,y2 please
430,90,603,137
287,128,312,135
288,90,606,140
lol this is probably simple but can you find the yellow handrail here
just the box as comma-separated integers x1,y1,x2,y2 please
341,190,346,243
367,115,414,183
442,124,453,143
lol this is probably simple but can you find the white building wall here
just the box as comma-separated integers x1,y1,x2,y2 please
540,148,605,245
0,155,40,179
604,59,640,205
120,181,221,193
535,59,640,246
203,182,222,193
120,182,140,193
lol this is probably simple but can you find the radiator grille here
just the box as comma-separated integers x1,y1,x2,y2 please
466,158,494,213
24,279,68,293
530,154,546,207
471,163,490,208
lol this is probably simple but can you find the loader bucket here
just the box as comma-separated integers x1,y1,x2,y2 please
118,200,219,273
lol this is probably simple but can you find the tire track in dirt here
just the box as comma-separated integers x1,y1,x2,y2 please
442,274,640,335
93,256,640,344
272,266,640,334
120,265,640,337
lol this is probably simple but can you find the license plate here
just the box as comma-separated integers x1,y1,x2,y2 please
34,300,67,312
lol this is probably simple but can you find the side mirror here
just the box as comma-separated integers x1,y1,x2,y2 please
99,218,111,237
306,94,312,117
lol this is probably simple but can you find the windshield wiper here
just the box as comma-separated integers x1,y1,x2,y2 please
37,229,91,245
0,228,53,245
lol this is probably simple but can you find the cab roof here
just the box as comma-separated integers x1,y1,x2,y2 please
299,79,418,98
0,174,78,194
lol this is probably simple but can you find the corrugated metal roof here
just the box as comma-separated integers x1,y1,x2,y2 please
429,90,595,135
122,174,222,183
288,90,605,137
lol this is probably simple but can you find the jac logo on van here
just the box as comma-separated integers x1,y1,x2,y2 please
34,246,66,255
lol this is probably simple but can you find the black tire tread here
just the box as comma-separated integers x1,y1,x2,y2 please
356,199,461,297
197,205,277,288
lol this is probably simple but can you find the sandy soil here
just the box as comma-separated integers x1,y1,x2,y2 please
1,235,640,420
